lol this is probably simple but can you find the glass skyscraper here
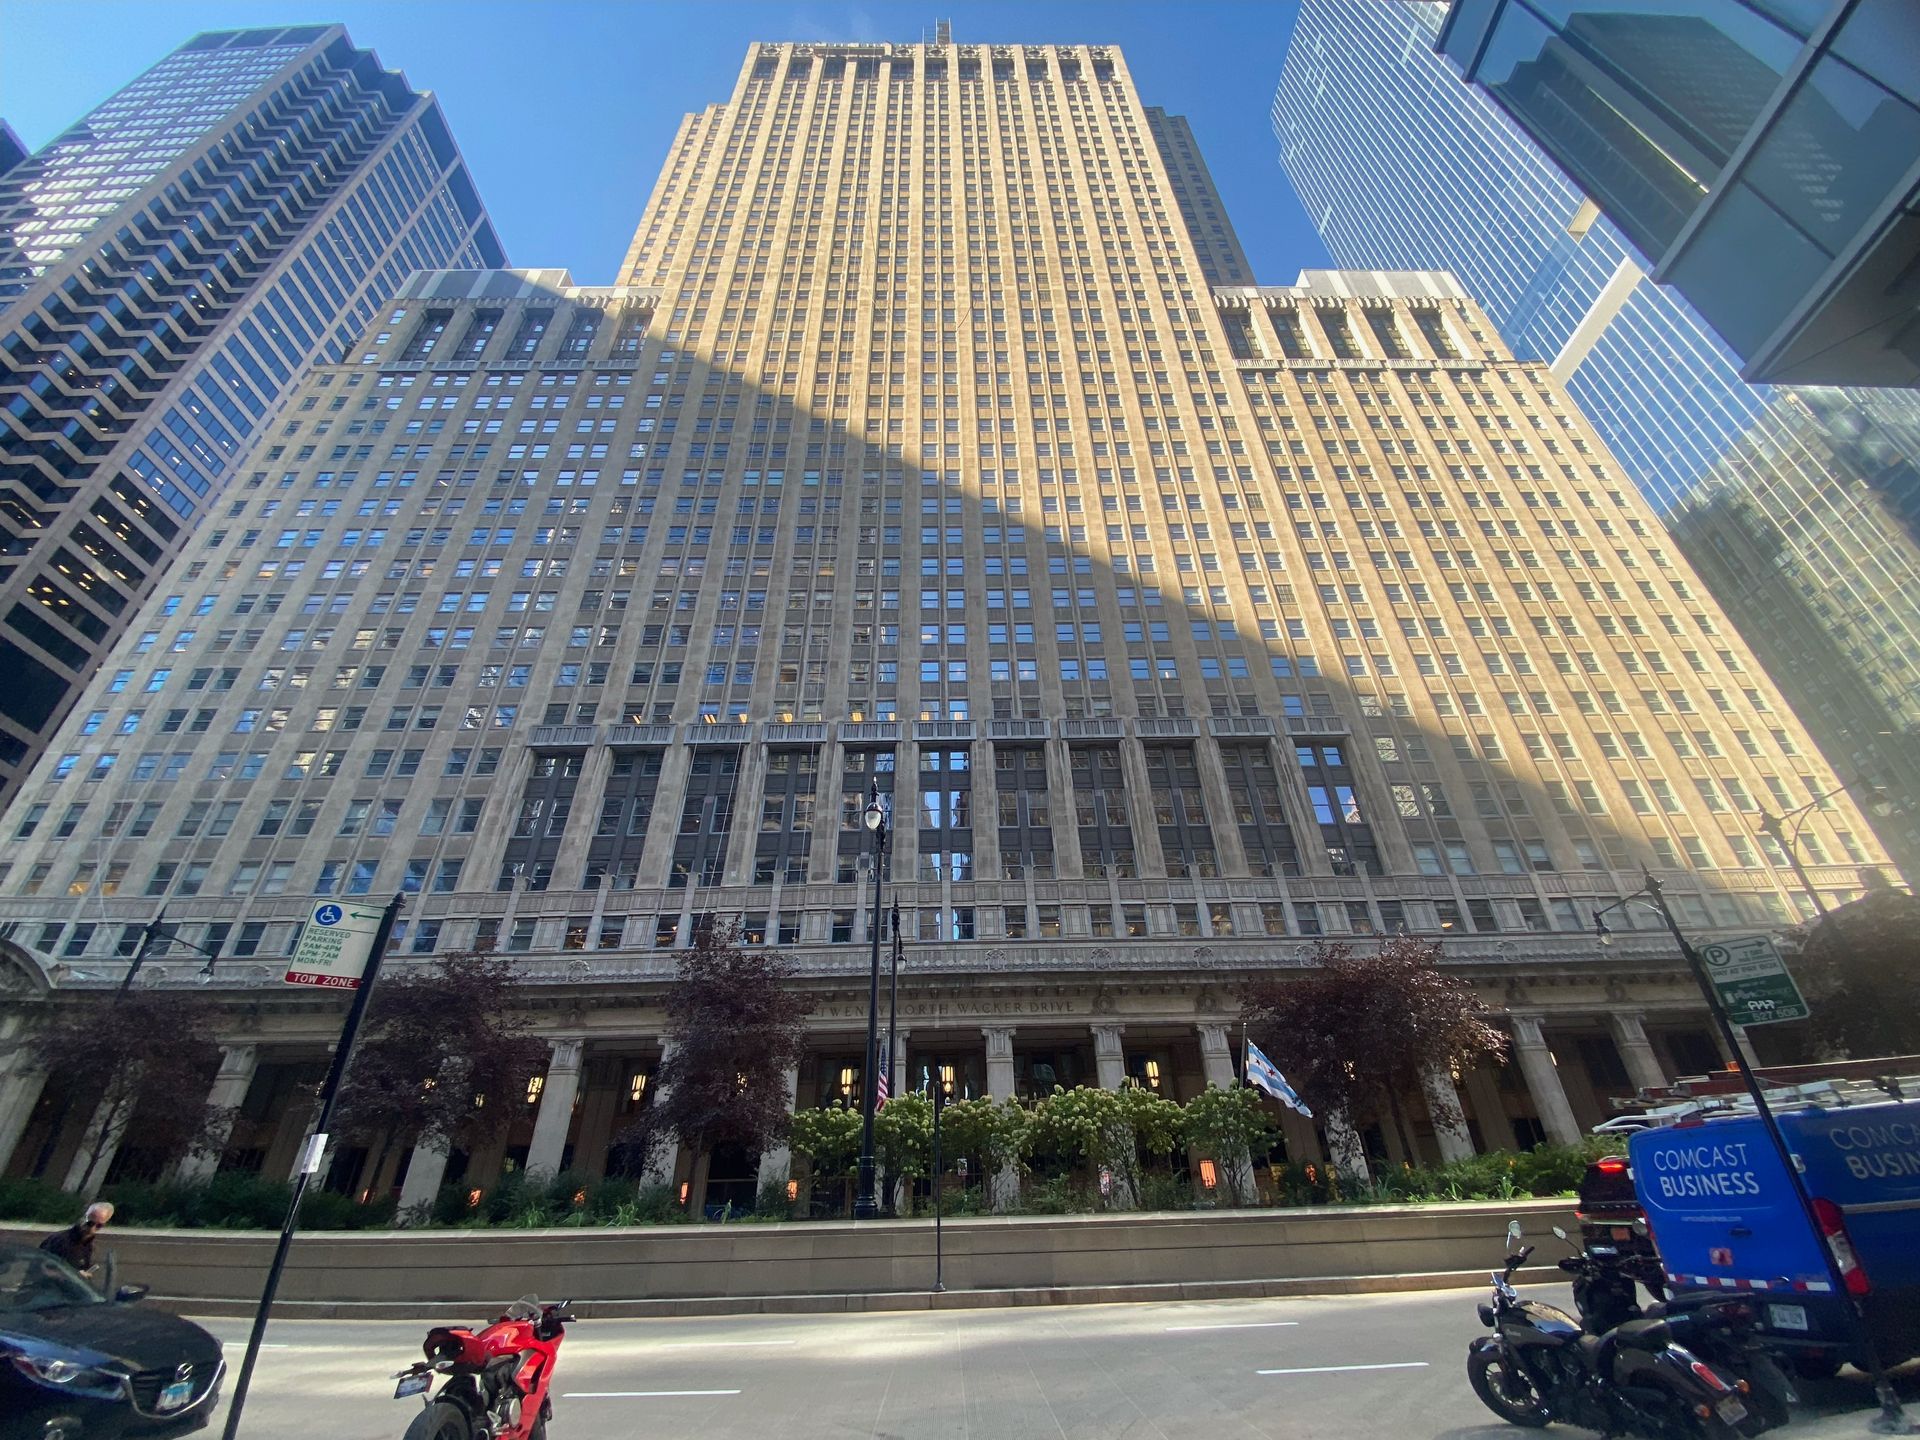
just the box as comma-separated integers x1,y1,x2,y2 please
1273,0,1920,882
0,25,505,807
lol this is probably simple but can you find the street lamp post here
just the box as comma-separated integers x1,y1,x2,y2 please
930,1064,953,1293
1756,776,1895,919
116,909,225,997
1593,870,1911,1433
854,780,889,1220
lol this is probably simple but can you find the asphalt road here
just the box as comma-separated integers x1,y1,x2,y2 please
194,1286,1910,1440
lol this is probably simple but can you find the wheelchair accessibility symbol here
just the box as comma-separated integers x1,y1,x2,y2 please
314,904,344,926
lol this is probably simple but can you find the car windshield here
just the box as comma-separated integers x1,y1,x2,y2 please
0,1245,103,1312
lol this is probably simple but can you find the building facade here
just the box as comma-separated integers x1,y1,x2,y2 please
1274,0,1920,885
0,40,1889,1211
1434,0,1920,389
0,25,505,808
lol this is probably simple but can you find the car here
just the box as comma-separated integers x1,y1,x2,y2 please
0,1242,223,1439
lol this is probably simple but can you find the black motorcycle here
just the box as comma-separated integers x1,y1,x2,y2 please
1555,1223,1794,1434
1468,1221,1757,1439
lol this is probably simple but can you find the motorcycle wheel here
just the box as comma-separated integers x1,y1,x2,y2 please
1468,1348,1551,1428
402,1401,473,1440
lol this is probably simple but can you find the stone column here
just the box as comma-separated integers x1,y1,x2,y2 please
63,1092,123,1195
1326,1109,1372,1183
756,1064,801,1194
1196,1023,1236,1088
524,1036,585,1179
395,1138,451,1221
982,1026,1019,1212
890,1028,910,1098
982,1025,1016,1100
1192,737,1249,876
1117,738,1168,875
1609,1011,1667,1094
1044,739,1085,877
1509,1013,1582,1147
175,1043,259,1184
0,1056,48,1178
1092,1024,1127,1090
641,1038,681,1188
571,1058,621,1180
1708,1018,1763,1069
1421,1064,1476,1163
1195,1024,1256,1204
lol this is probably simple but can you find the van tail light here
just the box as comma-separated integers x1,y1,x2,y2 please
1811,1197,1870,1297
1596,1156,1629,1175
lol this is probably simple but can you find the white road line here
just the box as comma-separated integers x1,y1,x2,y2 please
1164,1321,1301,1332
564,1389,742,1398
657,1339,798,1349
1258,1362,1430,1376
219,1342,289,1349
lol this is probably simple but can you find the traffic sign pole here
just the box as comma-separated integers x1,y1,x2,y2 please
221,892,404,1440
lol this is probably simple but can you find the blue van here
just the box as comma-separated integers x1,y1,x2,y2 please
1628,1096,1920,1373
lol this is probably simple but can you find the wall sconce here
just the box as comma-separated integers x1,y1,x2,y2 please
678,1181,690,1205
525,1074,545,1105
466,1188,483,1208
1199,1159,1219,1191
1144,1059,1162,1091
786,1179,799,1202
839,1065,856,1100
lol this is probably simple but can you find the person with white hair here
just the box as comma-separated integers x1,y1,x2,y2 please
41,1200,114,1275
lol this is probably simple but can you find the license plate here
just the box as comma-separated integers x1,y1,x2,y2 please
1768,1303,1810,1332
394,1373,432,1400
158,1379,194,1412
1716,1397,1749,1425
1611,1227,1632,1240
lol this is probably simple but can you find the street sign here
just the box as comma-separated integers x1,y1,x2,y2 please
1699,934,1810,1028
284,901,385,989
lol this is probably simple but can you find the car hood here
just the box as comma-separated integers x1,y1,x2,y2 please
1,1303,222,1373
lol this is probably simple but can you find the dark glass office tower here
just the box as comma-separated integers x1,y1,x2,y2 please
1275,0,1920,883
0,25,505,807
1436,0,1920,388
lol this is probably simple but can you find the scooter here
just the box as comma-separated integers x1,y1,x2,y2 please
1468,1221,1756,1438
1555,1223,1794,1434
391,1296,576,1440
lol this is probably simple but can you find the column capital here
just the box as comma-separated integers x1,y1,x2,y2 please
981,1025,1015,1059
214,1042,259,1077
1609,1010,1650,1045
1507,1011,1548,1047
1196,1022,1233,1055
545,1035,586,1070
1090,1022,1126,1052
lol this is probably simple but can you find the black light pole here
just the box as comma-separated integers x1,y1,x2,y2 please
116,909,171,997
883,898,902,1215
222,892,404,1440
1593,871,1911,1433
930,1065,950,1293
853,782,888,1220
1757,776,1895,919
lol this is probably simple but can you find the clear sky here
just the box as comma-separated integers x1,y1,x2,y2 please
0,0,1330,286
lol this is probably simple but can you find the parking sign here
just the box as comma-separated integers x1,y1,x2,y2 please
284,901,386,989
1699,935,1810,1028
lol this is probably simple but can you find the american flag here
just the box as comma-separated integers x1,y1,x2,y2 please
875,1060,890,1110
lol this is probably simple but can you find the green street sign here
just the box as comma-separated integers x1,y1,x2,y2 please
1699,935,1810,1028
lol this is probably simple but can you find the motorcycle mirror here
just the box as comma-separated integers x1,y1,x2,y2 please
1506,1219,1523,1246
1552,1226,1569,1242
114,1283,149,1304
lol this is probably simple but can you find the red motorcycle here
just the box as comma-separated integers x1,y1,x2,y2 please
392,1296,576,1440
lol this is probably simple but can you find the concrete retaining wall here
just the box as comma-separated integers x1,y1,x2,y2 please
3,1198,1577,1317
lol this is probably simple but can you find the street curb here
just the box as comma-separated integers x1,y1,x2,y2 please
162,1264,1566,1321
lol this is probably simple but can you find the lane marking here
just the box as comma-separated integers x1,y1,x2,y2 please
565,1389,742,1398
1164,1321,1300,1332
219,1342,289,1349
1258,1362,1430,1376
657,1339,798,1349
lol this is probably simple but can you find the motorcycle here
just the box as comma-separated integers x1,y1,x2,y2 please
1555,1223,1794,1434
1468,1221,1756,1439
391,1295,576,1440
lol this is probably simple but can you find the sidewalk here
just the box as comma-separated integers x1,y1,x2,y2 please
1772,1368,1920,1438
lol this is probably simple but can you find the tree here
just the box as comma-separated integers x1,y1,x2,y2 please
1180,1085,1276,1204
618,916,811,1177
29,992,223,1195
332,951,548,1188
1241,936,1508,1166
1791,886,1920,1058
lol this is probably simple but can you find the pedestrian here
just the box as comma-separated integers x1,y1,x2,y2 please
41,1201,114,1276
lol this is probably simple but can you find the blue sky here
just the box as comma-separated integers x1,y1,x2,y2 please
0,0,1330,286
